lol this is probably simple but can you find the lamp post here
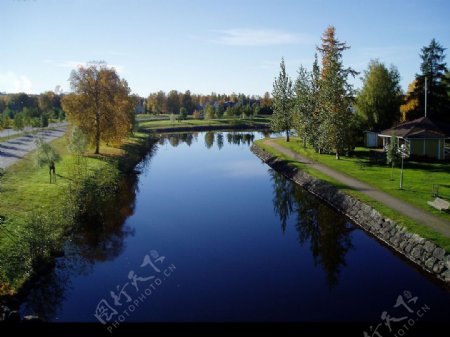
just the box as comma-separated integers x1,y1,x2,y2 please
399,143,410,190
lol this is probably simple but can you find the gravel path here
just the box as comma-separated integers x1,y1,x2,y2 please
0,128,66,169
263,139,450,237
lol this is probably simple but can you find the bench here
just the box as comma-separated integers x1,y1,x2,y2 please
427,197,450,212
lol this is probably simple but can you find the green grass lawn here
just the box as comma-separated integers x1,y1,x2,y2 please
135,113,169,120
0,136,128,223
255,138,450,252
0,132,150,294
275,137,450,221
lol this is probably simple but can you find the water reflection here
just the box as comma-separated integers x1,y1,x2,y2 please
70,174,138,263
205,131,214,149
158,132,258,148
270,169,354,287
217,133,224,150
19,148,157,320
271,169,296,233
226,132,255,146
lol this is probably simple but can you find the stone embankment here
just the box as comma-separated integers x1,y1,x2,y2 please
251,144,450,285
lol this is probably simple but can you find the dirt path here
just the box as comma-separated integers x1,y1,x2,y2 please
0,128,66,169
263,139,450,237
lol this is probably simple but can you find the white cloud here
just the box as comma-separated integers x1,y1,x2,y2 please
210,28,310,46
0,71,32,93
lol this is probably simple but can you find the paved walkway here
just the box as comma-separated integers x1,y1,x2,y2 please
0,122,67,138
263,139,450,237
0,127,66,169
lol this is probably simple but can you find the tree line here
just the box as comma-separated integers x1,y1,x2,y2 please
400,39,450,123
146,90,273,118
271,26,450,160
357,38,450,128
272,26,358,159
0,92,65,131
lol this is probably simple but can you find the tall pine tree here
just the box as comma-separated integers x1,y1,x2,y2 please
294,65,312,147
316,26,356,159
271,58,294,142
409,39,449,122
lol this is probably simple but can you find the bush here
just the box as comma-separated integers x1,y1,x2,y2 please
66,165,121,225
20,210,65,261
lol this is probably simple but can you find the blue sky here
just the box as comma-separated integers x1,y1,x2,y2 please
1,0,449,96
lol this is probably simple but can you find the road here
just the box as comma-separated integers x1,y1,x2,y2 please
0,122,67,138
0,127,66,169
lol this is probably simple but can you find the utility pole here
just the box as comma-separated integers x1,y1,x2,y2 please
424,77,428,117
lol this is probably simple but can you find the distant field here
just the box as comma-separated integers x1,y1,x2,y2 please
138,116,270,130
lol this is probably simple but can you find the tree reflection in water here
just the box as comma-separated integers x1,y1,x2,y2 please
270,169,354,287
216,132,224,150
204,132,215,149
226,132,255,146
270,169,296,233
160,131,257,149
19,145,158,320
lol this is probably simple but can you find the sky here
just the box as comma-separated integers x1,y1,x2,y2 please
1,0,449,97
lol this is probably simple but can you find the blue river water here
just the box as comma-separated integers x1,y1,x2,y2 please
19,131,450,326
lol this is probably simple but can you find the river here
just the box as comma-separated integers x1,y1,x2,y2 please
18,131,450,327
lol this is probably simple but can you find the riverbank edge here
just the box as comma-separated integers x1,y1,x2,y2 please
0,127,269,319
0,132,159,320
138,123,270,134
251,143,450,285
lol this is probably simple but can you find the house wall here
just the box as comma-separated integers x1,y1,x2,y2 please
364,132,381,148
408,139,445,160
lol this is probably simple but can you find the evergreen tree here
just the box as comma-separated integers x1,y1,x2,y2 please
410,39,449,121
293,65,314,148
271,58,294,142
316,26,356,159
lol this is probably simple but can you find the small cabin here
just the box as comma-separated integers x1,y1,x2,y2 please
364,131,382,148
378,117,450,161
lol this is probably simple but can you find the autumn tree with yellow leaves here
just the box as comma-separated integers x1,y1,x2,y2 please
400,80,419,122
62,62,135,154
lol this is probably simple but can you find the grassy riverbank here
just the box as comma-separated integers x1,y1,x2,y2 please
273,137,450,222
0,131,155,295
138,116,270,131
0,119,270,295
255,138,450,252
